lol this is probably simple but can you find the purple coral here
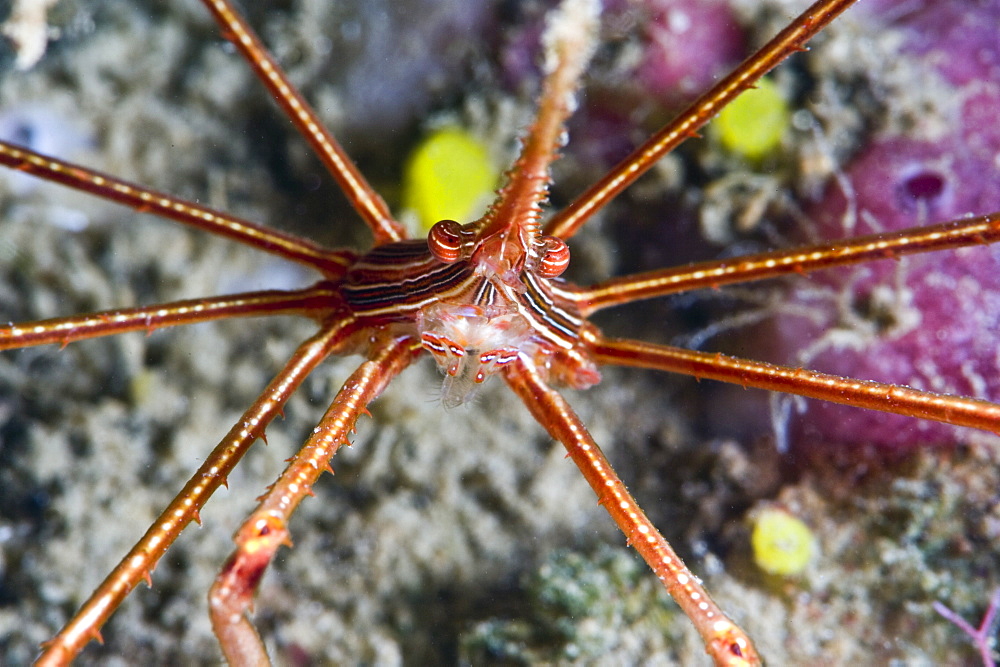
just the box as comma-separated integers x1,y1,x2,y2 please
632,0,745,108
772,1,1000,449
934,588,1000,667
862,0,1000,88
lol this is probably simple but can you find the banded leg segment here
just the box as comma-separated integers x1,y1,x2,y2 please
200,0,406,245
0,141,353,277
208,334,417,665
544,0,858,240
0,283,344,350
591,336,1000,435
504,359,760,667
35,319,357,667
579,212,1000,314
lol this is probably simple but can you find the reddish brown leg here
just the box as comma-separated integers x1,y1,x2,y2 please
504,359,759,667
35,318,357,666
0,283,342,350
209,334,417,664
589,335,1000,435
474,0,597,241
545,0,859,240
578,212,1000,313
199,0,406,244
0,141,353,277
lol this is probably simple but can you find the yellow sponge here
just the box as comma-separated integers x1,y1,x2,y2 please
751,506,814,576
714,77,789,161
402,126,497,231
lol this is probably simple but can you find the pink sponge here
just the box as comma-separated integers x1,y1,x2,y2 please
774,0,1000,448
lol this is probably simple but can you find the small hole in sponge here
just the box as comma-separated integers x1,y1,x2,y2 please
897,168,949,212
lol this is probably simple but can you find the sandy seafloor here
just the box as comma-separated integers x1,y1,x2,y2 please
1,0,1000,664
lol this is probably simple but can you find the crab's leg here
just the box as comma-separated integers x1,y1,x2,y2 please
0,142,353,278
504,358,760,667
590,335,1000,436
200,0,406,244
35,317,358,666
208,334,417,664
545,0,859,240
577,212,1000,314
0,283,342,350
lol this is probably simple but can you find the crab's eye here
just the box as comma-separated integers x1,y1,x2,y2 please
537,235,570,278
428,219,464,263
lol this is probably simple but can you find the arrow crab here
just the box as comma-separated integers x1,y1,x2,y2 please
2,0,1000,663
